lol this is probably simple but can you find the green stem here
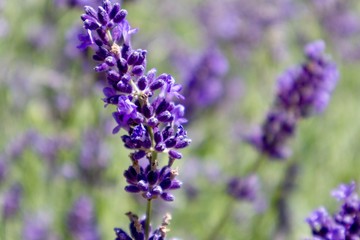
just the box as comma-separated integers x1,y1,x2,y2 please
148,127,157,166
206,198,234,240
206,154,265,240
271,159,299,239
271,159,296,205
145,199,152,240
243,154,264,176
2,214,6,240
145,125,156,240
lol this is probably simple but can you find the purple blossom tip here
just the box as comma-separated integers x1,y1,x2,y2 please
306,181,360,239
305,40,325,59
227,174,259,202
331,181,356,201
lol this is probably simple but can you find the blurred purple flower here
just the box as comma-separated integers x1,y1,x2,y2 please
4,130,37,159
78,128,110,185
197,0,294,61
227,174,260,202
67,196,101,240
247,111,296,159
276,40,339,118
311,0,360,61
25,23,56,50
306,181,360,239
246,40,339,160
32,133,72,168
0,17,9,39
0,156,8,184
22,212,59,240
2,183,22,219
180,45,228,119
179,158,223,200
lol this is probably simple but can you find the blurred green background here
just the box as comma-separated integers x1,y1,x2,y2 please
1,0,360,239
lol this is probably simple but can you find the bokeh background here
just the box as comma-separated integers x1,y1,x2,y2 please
1,0,360,239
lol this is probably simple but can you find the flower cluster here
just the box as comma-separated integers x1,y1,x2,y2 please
2,183,22,219
114,212,171,240
306,181,360,239
80,0,190,199
80,0,191,238
247,40,339,159
124,161,182,201
180,45,228,119
78,128,110,185
227,174,259,202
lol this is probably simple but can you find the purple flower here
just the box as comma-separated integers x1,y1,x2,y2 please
67,196,101,240
0,156,8,184
246,111,296,159
79,2,192,238
78,128,110,185
79,0,191,201
197,0,294,62
22,212,59,240
246,40,338,160
32,133,72,170
0,17,9,39
276,40,339,118
114,212,171,240
80,2,191,156
227,174,260,202
5,130,37,159
311,0,360,61
180,45,228,119
123,161,182,201
2,183,22,219
306,181,360,239
331,181,356,201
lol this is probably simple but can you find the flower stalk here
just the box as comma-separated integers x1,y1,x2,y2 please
79,0,191,238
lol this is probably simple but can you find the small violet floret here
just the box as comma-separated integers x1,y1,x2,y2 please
306,181,360,239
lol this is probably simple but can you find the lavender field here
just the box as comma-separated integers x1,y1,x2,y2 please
1,0,360,239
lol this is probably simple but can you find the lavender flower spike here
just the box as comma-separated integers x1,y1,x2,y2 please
246,40,339,160
80,0,191,201
2,183,22,219
306,181,360,239
80,1,191,238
